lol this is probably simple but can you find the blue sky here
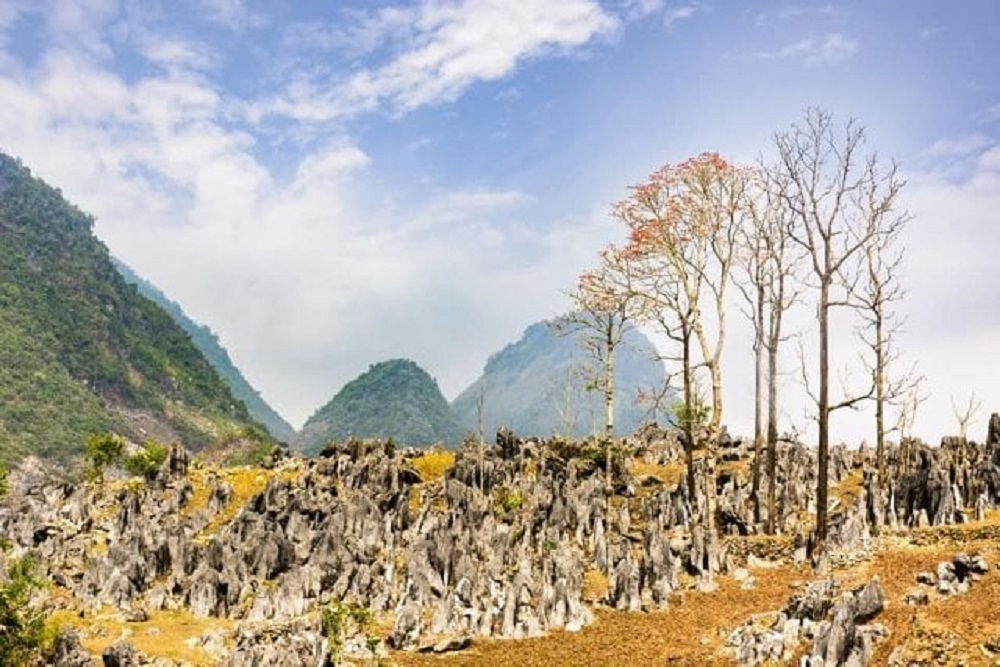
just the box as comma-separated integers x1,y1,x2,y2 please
1,0,998,442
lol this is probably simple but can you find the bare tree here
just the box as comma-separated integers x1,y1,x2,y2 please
852,199,920,490
554,245,643,492
734,167,803,533
952,393,982,442
950,393,983,480
773,108,905,546
616,153,748,573
895,382,927,469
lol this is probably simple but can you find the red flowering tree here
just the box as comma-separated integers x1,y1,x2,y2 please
614,152,749,576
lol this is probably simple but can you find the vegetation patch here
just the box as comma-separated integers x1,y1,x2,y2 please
410,450,456,481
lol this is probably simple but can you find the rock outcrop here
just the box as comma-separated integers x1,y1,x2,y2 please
4,416,1000,664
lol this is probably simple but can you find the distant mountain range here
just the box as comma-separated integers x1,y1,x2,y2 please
114,261,296,443
452,320,667,440
0,153,266,465
0,151,669,465
289,319,667,452
294,359,463,454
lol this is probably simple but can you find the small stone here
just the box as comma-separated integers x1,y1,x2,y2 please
432,635,473,653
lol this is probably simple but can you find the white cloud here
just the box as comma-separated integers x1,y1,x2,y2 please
663,3,699,28
198,0,256,30
922,133,993,159
138,36,219,72
757,33,858,67
621,0,665,21
43,0,119,59
253,0,619,122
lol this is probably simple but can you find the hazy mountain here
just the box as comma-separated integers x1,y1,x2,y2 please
295,359,463,454
0,153,265,464
114,260,296,443
452,318,667,440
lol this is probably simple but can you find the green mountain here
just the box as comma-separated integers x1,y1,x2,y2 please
114,261,296,443
451,318,667,440
294,359,463,454
0,153,264,465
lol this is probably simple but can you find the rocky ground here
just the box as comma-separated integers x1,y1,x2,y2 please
2,419,1000,666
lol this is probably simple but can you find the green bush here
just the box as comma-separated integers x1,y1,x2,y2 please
496,487,524,514
123,440,169,480
321,601,380,666
0,555,55,665
85,432,124,479
0,463,7,497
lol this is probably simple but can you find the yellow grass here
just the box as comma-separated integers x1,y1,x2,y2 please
410,450,456,482
190,465,301,543
581,568,609,602
631,460,686,487
830,468,865,509
51,608,235,666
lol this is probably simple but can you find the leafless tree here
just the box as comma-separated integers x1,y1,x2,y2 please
773,108,906,546
734,167,803,530
554,245,643,492
896,382,928,468
851,198,920,490
950,393,983,474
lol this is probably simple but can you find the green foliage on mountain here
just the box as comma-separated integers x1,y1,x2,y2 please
295,359,463,454
452,318,668,440
0,152,263,465
114,260,296,442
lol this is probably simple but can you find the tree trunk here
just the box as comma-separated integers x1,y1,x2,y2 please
766,274,786,535
604,318,615,438
751,282,765,526
682,327,697,501
816,279,830,545
604,316,615,496
875,314,885,491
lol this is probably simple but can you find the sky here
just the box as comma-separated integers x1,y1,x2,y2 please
0,0,998,444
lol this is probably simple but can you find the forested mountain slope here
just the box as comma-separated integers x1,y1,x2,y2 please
0,153,263,464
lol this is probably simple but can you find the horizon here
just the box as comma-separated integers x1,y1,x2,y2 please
1,1,997,444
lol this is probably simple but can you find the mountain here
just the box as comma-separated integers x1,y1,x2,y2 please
294,358,464,454
452,318,667,440
114,261,296,443
0,152,265,464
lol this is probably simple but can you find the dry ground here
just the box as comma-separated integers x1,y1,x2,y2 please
392,516,1000,667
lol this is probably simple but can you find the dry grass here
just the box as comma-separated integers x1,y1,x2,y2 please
50,608,235,666
190,465,301,543
830,468,865,508
581,568,609,602
631,460,686,487
411,451,456,482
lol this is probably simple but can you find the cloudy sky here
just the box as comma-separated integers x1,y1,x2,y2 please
1,0,997,443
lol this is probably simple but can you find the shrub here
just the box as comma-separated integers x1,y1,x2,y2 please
495,487,524,514
85,432,124,479
0,555,56,665
123,440,170,480
321,601,380,666
0,463,7,498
